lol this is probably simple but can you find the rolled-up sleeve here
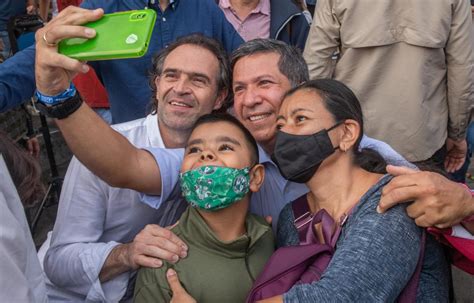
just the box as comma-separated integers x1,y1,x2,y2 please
140,147,184,209
445,0,474,140
44,158,127,301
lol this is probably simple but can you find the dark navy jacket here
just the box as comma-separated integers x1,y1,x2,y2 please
270,0,310,50
0,0,243,123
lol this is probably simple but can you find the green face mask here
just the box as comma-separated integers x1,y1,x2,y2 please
179,165,251,211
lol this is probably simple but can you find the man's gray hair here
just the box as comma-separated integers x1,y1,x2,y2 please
230,39,309,87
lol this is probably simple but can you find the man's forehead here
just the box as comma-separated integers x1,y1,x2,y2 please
233,52,286,81
163,44,219,74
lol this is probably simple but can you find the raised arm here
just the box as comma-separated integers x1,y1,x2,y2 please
34,7,161,194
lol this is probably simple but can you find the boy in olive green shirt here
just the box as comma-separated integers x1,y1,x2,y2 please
134,114,274,303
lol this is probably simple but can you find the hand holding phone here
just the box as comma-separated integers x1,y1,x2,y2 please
58,9,156,61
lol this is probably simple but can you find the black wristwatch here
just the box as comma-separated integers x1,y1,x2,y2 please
35,91,83,119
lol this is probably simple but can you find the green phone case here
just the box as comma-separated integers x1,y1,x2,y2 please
58,9,156,61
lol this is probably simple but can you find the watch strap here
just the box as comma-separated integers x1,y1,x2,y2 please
35,91,83,119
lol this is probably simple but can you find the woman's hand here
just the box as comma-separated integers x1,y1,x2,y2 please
167,269,196,303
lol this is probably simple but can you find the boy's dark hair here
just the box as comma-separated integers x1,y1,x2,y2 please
192,113,259,165
0,130,45,208
285,79,387,174
148,34,232,114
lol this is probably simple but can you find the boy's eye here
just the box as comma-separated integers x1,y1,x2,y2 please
187,146,201,154
218,144,234,151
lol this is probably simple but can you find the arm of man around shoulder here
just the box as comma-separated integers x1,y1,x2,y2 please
378,165,474,232
34,7,161,194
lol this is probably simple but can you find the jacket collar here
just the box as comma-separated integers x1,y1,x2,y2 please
269,0,301,38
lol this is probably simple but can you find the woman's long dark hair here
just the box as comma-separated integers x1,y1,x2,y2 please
0,130,45,207
285,79,387,174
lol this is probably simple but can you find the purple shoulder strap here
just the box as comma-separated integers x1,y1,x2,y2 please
291,196,313,243
291,196,344,246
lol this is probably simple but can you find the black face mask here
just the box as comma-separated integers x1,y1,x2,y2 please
271,123,340,183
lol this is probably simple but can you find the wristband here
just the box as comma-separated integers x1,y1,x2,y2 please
35,90,83,119
35,83,77,105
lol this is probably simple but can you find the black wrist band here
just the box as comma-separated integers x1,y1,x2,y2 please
35,91,83,119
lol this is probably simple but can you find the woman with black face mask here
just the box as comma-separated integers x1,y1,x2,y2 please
249,79,449,303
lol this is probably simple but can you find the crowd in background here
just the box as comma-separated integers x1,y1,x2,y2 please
1,0,474,302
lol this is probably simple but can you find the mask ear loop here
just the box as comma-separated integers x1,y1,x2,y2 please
327,120,344,132
326,120,344,151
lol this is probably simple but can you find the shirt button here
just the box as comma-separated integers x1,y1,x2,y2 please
162,17,166,21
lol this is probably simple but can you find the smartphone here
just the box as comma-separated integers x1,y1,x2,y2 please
58,9,156,61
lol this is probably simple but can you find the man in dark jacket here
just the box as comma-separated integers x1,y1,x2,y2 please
218,0,309,49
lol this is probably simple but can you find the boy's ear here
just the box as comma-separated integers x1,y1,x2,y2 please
249,164,265,193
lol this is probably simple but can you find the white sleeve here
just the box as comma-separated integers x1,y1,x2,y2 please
43,157,127,301
140,147,184,209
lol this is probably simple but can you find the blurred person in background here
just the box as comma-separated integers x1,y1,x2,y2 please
304,0,474,173
218,0,309,49
0,130,47,302
0,0,36,60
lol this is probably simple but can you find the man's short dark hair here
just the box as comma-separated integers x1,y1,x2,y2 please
230,39,309,87
148,34,232,113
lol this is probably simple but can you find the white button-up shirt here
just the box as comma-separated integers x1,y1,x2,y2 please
43,115,187,302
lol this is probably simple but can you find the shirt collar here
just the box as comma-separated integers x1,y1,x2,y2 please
150,0,178,10
169,0,178,10
256,0,270,16
258,144,274,165
145,114,165,147
219,0,232,9
219,0,270,16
